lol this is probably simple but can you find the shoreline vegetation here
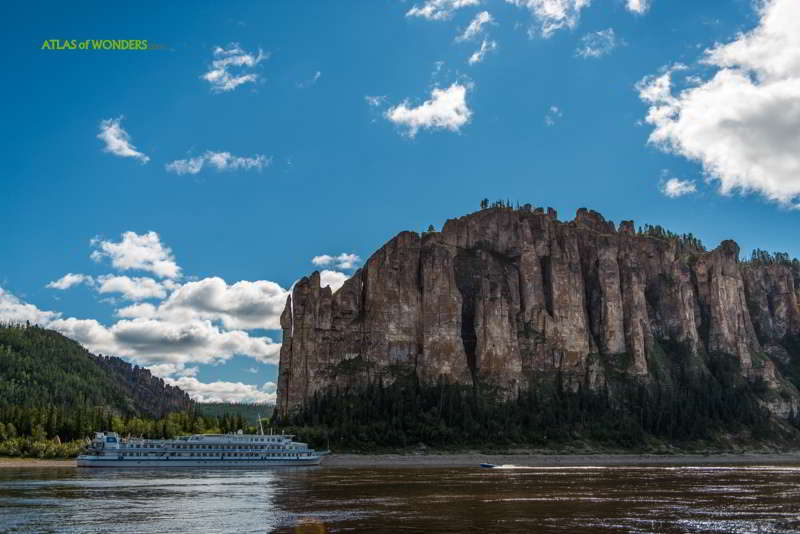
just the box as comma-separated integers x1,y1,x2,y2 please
2,451,800,470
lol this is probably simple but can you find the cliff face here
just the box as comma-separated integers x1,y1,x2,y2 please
277,207,800,419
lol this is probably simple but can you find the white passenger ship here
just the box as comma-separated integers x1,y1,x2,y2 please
77,430,326,468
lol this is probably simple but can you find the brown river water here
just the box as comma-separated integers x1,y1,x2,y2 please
1,464,799,533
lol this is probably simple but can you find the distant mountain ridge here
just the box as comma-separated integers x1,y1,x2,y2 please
0,324,193,418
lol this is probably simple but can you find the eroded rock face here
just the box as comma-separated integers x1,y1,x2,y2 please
276,207,800,419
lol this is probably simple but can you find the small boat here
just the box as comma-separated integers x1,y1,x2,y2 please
480,463,496,468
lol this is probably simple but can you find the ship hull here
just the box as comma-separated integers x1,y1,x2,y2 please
77,456,322,468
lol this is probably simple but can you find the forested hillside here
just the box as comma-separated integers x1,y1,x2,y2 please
0,323,193,445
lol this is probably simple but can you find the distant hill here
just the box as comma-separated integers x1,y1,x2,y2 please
196,402,273,425
0,323,193,418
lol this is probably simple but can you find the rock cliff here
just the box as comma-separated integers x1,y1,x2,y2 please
277,207,800,419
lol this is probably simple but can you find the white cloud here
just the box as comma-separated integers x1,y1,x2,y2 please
333,253,360,269
311,254,334,266
116,302,157,319
176,366,198,377
97,117,149,164
166,151,270,175
160,277,289,331
506,0,592,38
1,233,286,385
297,71,321,88
406,0,480,20
576,28,618,58
247,367,258,374
163,377,276,403
50,315,281,371
637,0,800,208
468,39,497,64
365,95,387,107
544,105,563,126
458,11,493,41
164,156,204,175
90,231,181,279
626,0,650,14
386,83,472,137
46,273,93,290
311,253,361,270
660,177,697,198
319,270,349,292
0,287,61,325
202,43,267,93
96,275,166,301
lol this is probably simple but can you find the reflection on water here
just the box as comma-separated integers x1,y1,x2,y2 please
1,464,799,533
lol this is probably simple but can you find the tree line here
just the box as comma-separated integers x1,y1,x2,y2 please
0,404,265,458
275,349,799,452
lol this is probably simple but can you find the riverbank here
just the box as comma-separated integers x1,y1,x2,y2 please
3,452,800,469
323,451,800,468
0,458,75,469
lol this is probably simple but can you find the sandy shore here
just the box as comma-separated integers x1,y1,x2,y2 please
0,458,75,469
323,452,800,468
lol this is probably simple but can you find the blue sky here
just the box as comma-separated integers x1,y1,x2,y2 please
1,0,798,402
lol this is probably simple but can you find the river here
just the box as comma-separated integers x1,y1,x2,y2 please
1,464,799,533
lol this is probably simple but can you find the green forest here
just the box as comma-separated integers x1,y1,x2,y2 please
4,323,800,458
0,324,271,458
276,341,800,453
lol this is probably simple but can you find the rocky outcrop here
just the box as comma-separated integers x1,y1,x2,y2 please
277,207,800,419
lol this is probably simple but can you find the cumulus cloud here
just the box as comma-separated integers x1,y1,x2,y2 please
468,39,497,64
96,275,167,301
660,177,697,198
0,288,61,325
46,273,93,290
386,83,472,137
90,231,181,279
160,277,289,330
97,117,149,164
506,0,592,38
406,0,480,20
319,270,349,292
576,28,618,59
40,284,284,370
457,11,493,41
637,0,800,208
14,271,283,381
1,229,289,400
311,253,361,270
163,377,277,403
311,254,334,266
203,43,267,93
166,151,270,175
116,302,157,319
49,315,280,372
333,253,360,269
626,0,650,14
